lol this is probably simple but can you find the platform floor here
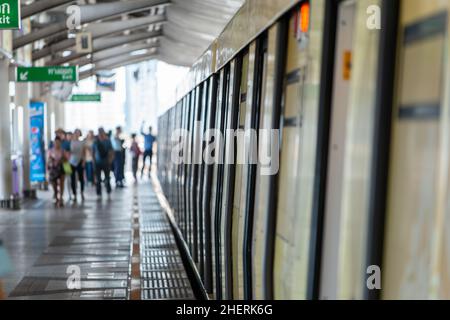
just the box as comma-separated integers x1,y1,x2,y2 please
0,179,194,300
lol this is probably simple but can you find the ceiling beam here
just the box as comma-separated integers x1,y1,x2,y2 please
33,14,165,61
14,0,169,49
46,30,161,66
70,41,159,68
80,52,157,80
21,0,76,19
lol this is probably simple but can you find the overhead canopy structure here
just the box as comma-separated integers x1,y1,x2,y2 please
15,0,245,77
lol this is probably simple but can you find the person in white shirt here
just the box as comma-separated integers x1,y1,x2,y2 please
69,129,86,202
111,126,125,188
84,130,96,186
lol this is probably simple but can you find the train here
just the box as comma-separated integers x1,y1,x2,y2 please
158,0,450,300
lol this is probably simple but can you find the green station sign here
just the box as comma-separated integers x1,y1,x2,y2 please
0,0,21,29
16,66,78,82
68,93,102,102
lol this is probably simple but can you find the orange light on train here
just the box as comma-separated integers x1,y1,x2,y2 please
300,2,310,33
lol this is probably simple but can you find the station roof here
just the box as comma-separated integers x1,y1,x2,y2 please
15,0,244,74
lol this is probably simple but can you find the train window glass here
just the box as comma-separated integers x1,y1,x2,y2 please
383,3,448,299
273,1,326,299
232,52,250,300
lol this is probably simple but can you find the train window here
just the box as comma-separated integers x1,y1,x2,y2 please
273,2,326,299
383,4,448,299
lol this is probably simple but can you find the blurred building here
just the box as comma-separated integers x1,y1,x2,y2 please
125,60,158,135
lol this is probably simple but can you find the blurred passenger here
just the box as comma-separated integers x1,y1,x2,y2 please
49,128,66,149
47,136,67,207
69,129,85,202
130,133,142,182
63,131,73,201
84,130,96,186
93,128,114,197
63,131,72,152
140,122,157,178
112,126,125,188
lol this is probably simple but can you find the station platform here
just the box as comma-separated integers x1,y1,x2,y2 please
0,180,195,300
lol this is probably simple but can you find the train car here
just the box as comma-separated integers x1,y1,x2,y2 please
158,0,450,300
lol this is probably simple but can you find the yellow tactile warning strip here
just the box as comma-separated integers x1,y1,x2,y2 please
139,180,195,300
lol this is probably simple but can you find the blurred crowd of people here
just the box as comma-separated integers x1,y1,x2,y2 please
47,123,156,207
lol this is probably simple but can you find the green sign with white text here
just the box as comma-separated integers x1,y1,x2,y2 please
0,0,21,29
17,66,78,82
68,94,102,102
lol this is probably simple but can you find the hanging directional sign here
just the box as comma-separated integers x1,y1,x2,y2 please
16,66,79,82
0,0,21,29
68,93,102,102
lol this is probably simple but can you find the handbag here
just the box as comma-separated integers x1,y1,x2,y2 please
62,161,72,175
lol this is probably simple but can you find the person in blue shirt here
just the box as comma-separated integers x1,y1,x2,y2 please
62,131,72,152
111,126,125,188
141,123,156,178
92,128,114,197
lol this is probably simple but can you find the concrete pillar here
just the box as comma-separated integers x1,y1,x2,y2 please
15,82,35,198
0,58,15,208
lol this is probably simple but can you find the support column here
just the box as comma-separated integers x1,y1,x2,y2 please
0,58,16,208
16,82,35,199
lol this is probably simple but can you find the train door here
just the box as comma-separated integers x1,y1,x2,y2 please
198,81,209,282
177,102,184,223
231,51,250,300
242,36,267,300
273,1,326,299
181,96,189,239
216,66,231,300
319,0,356,299
191,86,202,266
183,95,192,245
251,21,287,300
210,69,228,299
383,2,450,299
220,57,242,300
203,75,219,296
